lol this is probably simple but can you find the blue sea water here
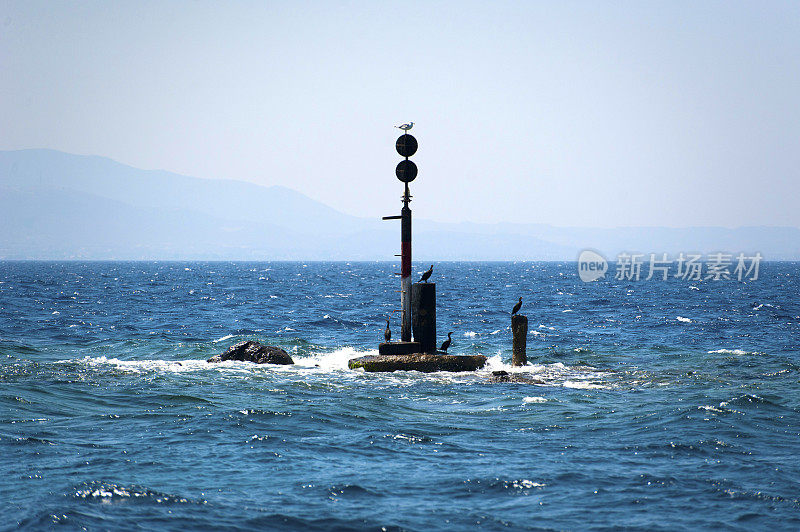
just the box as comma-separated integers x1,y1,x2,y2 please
1,261,799,531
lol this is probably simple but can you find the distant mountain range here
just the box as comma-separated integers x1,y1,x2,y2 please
1,149,798,260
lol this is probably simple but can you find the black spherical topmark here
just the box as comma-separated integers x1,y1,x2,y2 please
396,159,418,182
396,134,418,158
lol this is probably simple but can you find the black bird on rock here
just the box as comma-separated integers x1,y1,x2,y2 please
440,331,453,352
512,297,523,315
420,265,433,283
384,319,391,342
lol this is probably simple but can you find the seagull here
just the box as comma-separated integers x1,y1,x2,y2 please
440,332,453,353
420,265,433,283
395,122,414,131
512,297,523,316
384,319,391,343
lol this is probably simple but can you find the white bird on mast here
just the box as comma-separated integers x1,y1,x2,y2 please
395,122,414,131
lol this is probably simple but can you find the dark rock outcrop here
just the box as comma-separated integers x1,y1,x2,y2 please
348,353,486,373
489,370,544,384
207,341,294,365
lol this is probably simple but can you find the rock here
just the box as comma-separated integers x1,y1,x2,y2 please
489,370,544,384
207,341,293,365
348,353,486,373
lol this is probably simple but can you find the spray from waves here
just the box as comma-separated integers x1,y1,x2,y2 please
61,356,216,374
58,347,379,375
56,348,619,389
480,354,615,389
291,347,377,371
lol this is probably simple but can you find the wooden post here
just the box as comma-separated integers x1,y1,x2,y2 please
512,314,528,366
411,282,436,353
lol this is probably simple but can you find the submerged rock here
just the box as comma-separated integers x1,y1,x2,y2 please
207,341,294,365
489,370,544,384
348,353,486,373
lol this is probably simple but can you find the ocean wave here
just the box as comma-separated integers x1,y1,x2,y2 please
482,355,611,388
51,345,620,389
59,347,379,375
707,349,751,355
292,347,378,371
463,478,546,494
523,396,547,403
562,380,607,390
72,481,204,505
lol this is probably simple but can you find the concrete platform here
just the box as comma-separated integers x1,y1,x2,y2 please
349,353,487,373
378,341,422,356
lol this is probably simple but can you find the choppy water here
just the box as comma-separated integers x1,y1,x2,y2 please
1,261,799,530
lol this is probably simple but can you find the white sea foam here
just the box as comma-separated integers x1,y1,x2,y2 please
511,479,545,489
213,334,235,343
708,349,750,355
67,356,212,374
463,331,478,337
676,316,692,323
292,347,379,371
62,346,614,390
482,355,610,389
562,380,606,390
523,396,547,403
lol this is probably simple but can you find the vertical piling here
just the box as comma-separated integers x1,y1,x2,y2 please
400,201,412,341
512,314,528,366
411,282,436,353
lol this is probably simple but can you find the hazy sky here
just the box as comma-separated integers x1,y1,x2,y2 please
2,1,799,227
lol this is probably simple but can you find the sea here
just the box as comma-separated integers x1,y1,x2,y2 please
1,261,799,531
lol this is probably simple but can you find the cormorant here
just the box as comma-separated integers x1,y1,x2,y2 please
440,331,453,352
512,297,523,315
420,265,433,283
384,319,391,342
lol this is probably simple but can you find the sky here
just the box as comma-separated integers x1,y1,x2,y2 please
2,1,799,228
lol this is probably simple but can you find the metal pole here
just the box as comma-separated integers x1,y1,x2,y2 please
400,184,412,342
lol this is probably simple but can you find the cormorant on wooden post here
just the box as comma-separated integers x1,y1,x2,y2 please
440,331,453,352
420,265,433,283
384,319,391,342
512,297,523,316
